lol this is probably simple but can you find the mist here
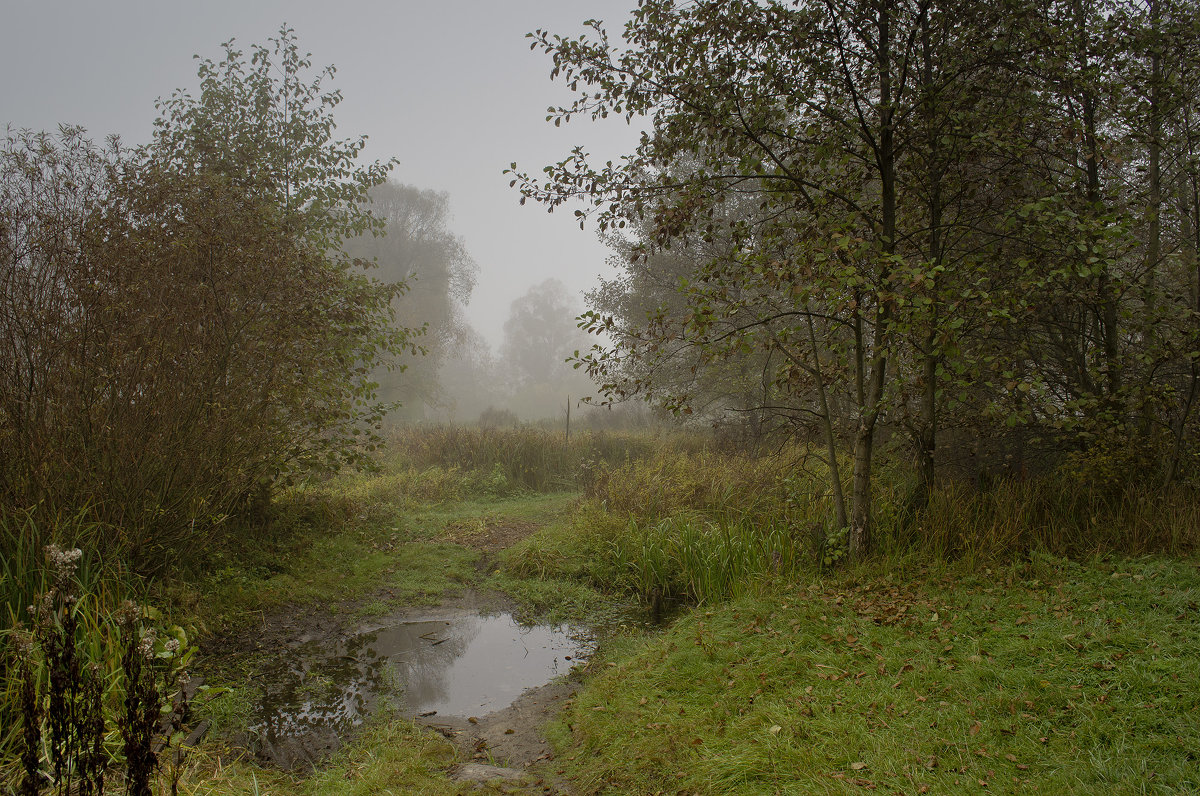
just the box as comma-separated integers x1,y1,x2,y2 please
0,0,643,358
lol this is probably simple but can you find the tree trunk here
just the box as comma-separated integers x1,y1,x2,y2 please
805,313,848,530
847,0,896,561
915,8,942,506
850,418,876,558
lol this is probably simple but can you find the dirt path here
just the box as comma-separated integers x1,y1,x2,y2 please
199,512,586,793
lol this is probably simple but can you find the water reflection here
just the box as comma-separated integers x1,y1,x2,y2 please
248,610,592,767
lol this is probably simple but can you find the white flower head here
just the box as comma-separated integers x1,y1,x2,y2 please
138,629,157,659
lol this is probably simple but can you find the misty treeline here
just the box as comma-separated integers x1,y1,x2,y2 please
0,30,426,572
413,275,601,424
349,187,599,425
349,197,604,422
512,0,1200,557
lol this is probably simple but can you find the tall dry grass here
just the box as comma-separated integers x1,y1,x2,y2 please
387,425,709,493
890,476,1200,562
504,439,1200,609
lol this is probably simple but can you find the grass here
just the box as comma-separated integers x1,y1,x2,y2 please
177,714,508,796
164,489,582,634
385,425,691,493
546,554,1200,794
169,483,594,796
8,427,1200,794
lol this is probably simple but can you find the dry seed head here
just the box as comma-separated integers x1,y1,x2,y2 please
119,600,140,629
138,629,157,659
45,544,83,587
33,591,55,628
10,629,34,659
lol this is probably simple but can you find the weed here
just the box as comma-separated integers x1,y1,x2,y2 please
4,545,194,796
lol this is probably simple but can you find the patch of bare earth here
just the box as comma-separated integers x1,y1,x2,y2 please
443,518,542,553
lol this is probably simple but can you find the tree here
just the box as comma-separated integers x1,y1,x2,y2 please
589,208,804,445
497,278,593,418
513,0,1049,556
344,181,478,420
500,278,589,389
514,0,1200,558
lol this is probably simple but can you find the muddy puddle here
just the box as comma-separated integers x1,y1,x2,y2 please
245,607,594,769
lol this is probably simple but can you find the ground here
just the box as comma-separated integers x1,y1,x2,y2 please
183,491,614,795
170,482,1200,795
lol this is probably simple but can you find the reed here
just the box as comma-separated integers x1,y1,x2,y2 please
884,475,1200,562
504,441,1200,616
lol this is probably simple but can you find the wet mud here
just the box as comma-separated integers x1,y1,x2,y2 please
212,592,594,774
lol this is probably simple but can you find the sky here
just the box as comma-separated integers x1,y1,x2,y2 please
0,1,643,348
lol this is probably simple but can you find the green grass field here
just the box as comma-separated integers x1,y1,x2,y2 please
6,429,1199,795
547,555,1200,794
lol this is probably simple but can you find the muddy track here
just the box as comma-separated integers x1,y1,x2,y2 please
198,514,584,792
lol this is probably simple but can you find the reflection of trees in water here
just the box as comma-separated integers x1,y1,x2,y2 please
405,616,594,716
248,612,593,765
250,616,480,745
373,616,483,711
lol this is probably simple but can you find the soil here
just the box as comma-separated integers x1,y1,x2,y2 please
197,514,583,792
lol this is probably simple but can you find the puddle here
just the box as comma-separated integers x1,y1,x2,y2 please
246,608,593,768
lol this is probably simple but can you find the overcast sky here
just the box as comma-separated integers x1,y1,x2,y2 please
1,1,642,348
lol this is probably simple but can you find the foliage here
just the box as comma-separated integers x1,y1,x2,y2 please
0,29,411,572
511,0,1200,559
502,441,1200,612
2,546,195,795
343,180,478,421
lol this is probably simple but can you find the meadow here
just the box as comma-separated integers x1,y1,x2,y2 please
3,425,1198,794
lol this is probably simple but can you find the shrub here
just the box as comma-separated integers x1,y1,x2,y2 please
0,31,407,574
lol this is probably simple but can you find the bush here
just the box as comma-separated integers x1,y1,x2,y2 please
0,31,407,573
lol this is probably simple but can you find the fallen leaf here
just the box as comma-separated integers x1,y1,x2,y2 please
769,725,782,736
851,761,868,770
969,721,982,736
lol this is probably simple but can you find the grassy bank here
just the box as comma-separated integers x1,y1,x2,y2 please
547,555,1200,794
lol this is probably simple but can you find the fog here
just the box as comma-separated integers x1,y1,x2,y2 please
0,0,642,356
